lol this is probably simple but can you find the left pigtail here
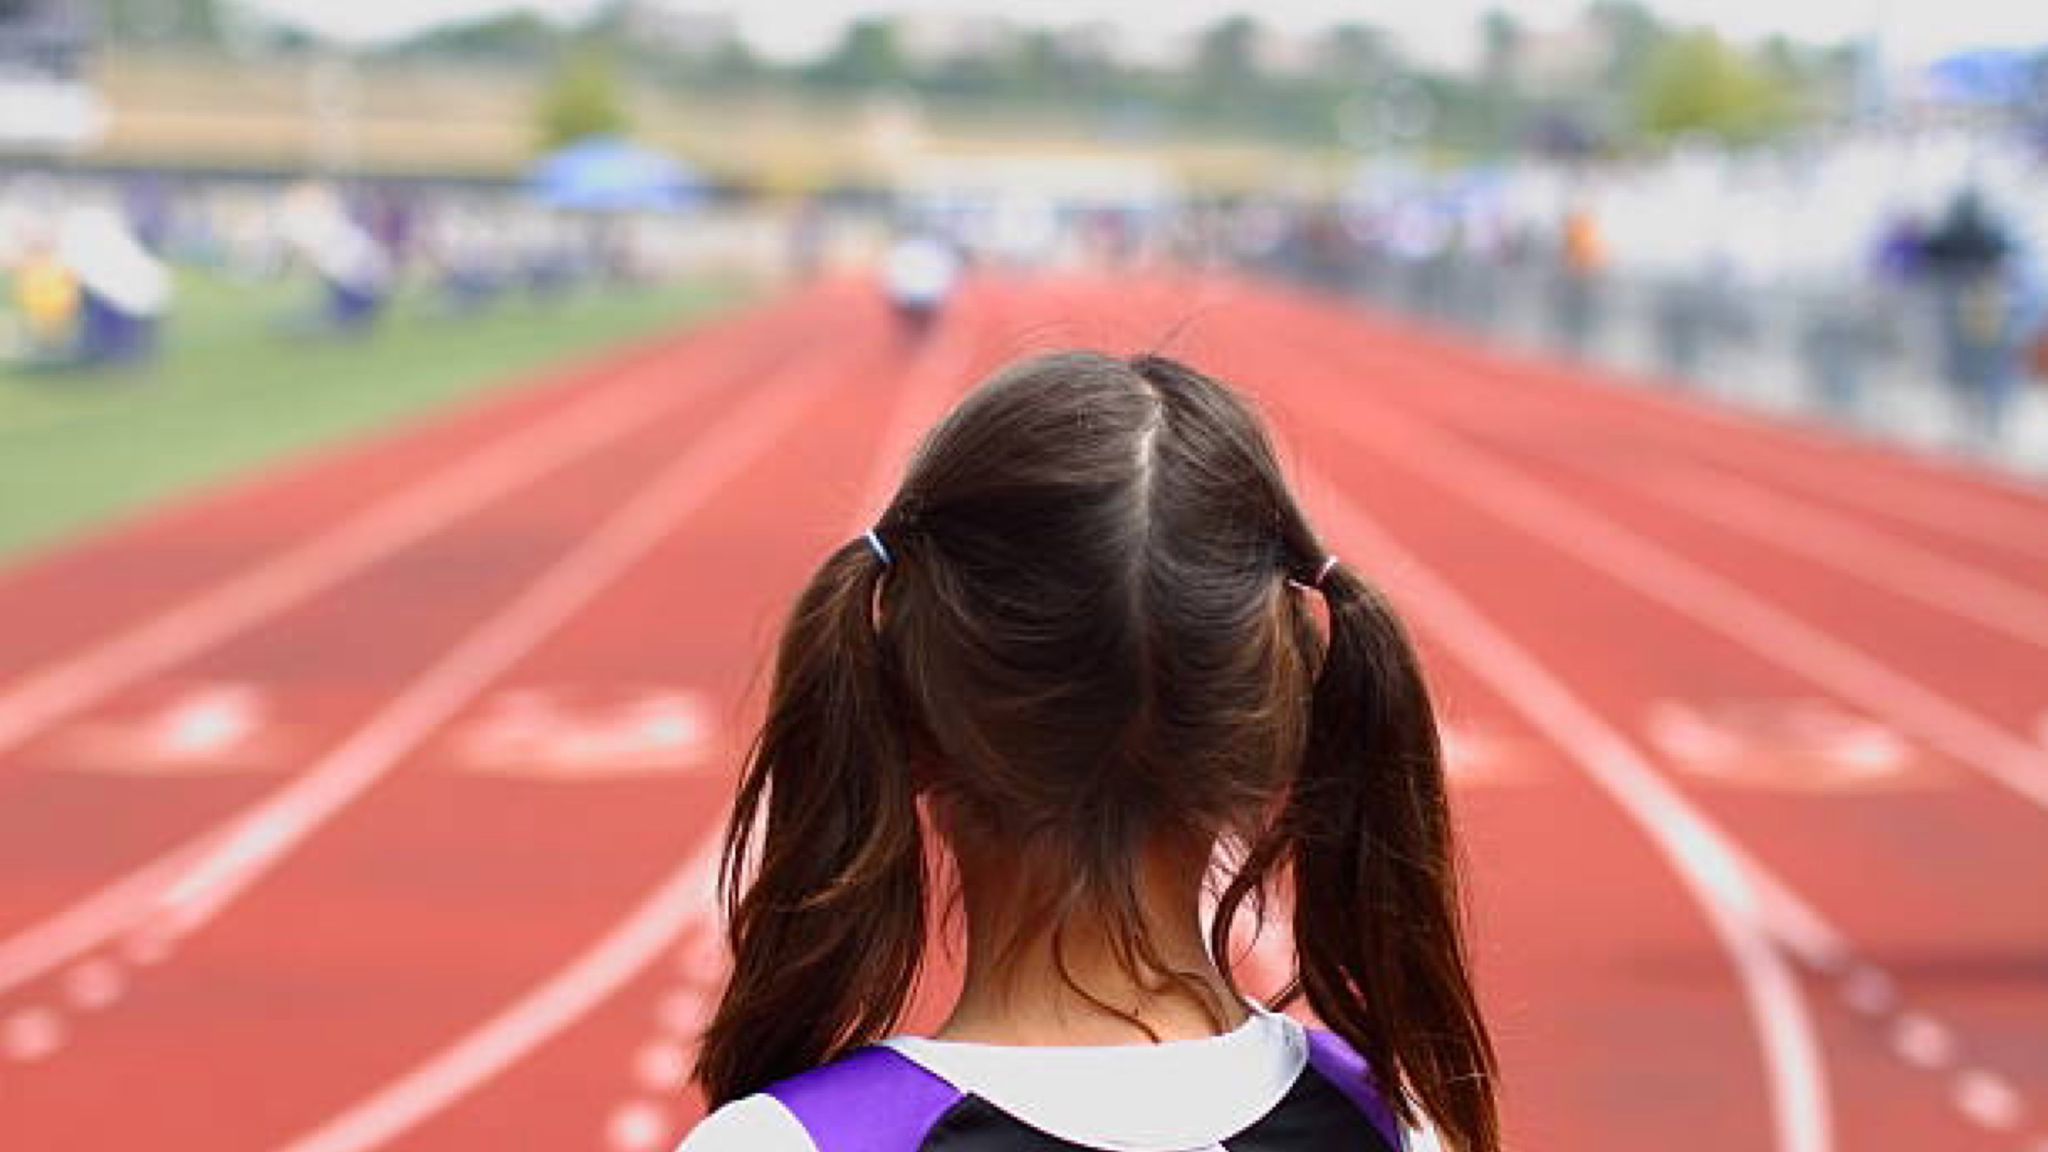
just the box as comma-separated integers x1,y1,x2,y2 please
694,536,927,1106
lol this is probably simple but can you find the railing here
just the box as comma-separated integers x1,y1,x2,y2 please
1271,247,2048,480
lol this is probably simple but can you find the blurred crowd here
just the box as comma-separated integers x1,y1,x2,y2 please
1262,124,2048,457
10,119,2046,468
0,172,749,372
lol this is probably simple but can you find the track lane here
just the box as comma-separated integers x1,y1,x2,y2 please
1256,294,2046,1148
6,274,2036,1152
0,288,844,764
0,301,829,1008
281,284,1007,1152
1261,295,2048,804
0,296,906,1150
951,276,1794,1152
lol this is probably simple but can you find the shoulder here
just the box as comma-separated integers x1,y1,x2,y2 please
676,1048,963,1152
1303,1026,1446,1152
674,1095,815,1152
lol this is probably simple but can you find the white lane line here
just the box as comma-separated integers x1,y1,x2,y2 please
607,1101,676,1152
1891,1013,1957,1070
1653,432,2048,566
2,1005,64,1063
279,845,724,1152
1839,966,1898,1017
655,984,709,1040
1306,475,1835,1152
1630,465,2048,653
1313,380,2048,814
633,1039,690,1094
1954,1070,2026,1131
270,285,989,1152
1291,326,2048,1143
60,959,124,1012
0,301,800,761
0,349,837,1000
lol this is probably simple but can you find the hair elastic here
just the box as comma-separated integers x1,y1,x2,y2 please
1313,555,1340,589
864,528,894,567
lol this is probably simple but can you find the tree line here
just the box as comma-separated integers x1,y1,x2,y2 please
92,0,1869,153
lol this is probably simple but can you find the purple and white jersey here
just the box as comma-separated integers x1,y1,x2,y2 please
679,1008,1439,1152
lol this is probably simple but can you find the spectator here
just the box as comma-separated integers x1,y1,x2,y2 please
1921,190,2022,445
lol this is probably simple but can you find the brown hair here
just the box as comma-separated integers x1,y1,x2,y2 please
694,351,1497,1150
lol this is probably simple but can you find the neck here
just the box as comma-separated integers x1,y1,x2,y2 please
935,831,1248,1046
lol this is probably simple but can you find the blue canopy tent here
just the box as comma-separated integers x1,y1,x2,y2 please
527,137,706,213
1922,48,2045,109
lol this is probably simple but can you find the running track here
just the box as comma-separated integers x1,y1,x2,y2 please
0,273,2042,1152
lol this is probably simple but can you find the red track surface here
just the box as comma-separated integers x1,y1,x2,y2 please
0,274,2042,1152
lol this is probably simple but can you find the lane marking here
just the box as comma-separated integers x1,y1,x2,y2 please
1953,1070,2026,1131
607,1101,675,1152
0,297,818,764
1839,967,1898,1017
56,682,284,776
61,959,124,1012
633,1039,689,1094
279,845,724,1152
2,1006,64,1063
1644,699,1931,793
1632,466,2048,652
450,687,714,778
655,985,708,1040
0,346,841,1004
1891,1013,1956,1070
1281,320,2047,1147
1438,722,1538,787
1306,474,1835,1152
1007,281,2031,1144
1311,376,2048,813
1645,435,2048,566
271,284,990,1152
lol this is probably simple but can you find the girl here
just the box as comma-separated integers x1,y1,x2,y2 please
681,352,1497,1151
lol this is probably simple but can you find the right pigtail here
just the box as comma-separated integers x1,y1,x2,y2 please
693,539,927,1107
1290,564,1500,1152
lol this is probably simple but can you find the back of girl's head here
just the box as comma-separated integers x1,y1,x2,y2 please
696,351,1498,1151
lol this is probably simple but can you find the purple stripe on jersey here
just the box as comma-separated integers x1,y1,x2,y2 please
1305,1028,1404,1150
765,1046,964,1152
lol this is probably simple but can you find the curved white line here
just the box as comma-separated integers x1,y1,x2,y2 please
279,844,725,1152
268,282,992,1152
1314,375,2048,813
0,297,817,760
1635,465,2048,652
1311,483,1835,1152
0,348,837,995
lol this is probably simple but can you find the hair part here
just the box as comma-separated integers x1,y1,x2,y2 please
695,351,1498,1151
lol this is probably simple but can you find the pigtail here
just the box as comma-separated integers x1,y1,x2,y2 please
693,538,927,1106
1289,564,1499,1152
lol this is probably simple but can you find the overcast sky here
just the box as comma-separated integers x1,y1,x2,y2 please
238,0,2048,66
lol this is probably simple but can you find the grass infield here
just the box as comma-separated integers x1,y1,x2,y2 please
0,272,749,563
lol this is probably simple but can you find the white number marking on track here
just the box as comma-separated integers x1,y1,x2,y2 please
1645,698,1936,792
450,687,713,778
1439,722,1542,787
56,683,278,775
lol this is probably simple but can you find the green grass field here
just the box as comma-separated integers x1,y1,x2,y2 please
0,271,748,564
